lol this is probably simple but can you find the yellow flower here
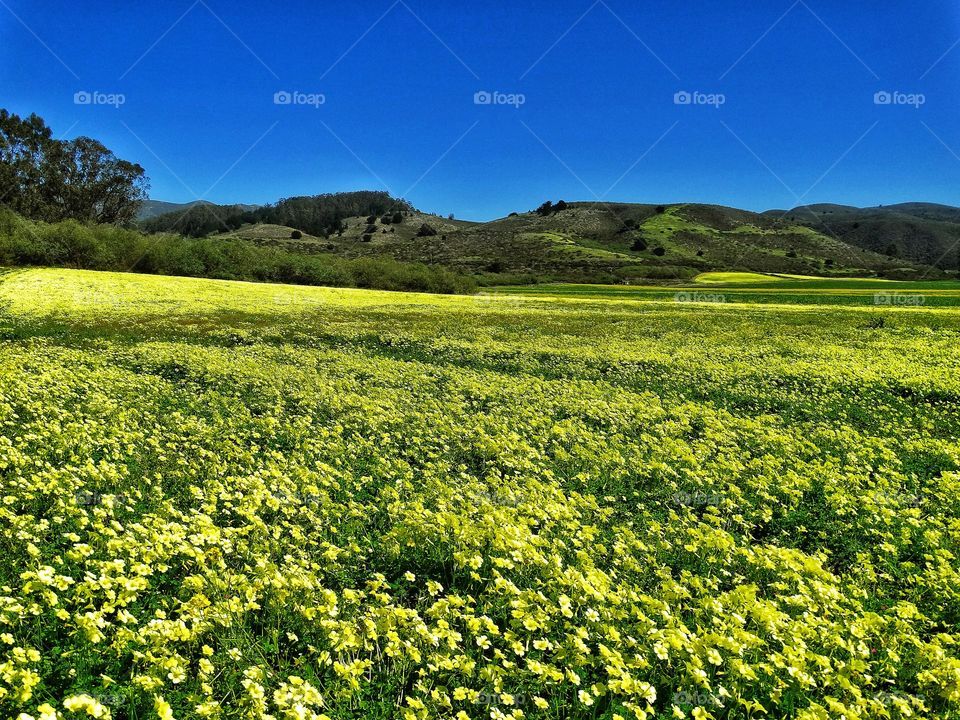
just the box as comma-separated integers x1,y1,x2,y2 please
153,696,174,720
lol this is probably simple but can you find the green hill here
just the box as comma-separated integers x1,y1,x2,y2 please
329,202,929,282
768,203,960,272
146,195,952,282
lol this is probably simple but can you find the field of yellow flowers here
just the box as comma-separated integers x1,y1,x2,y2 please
1,268,959,720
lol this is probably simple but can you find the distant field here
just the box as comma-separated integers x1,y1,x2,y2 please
1,268,958,719
487,274,960,307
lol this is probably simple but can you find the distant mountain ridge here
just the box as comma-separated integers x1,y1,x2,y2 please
138,200,260,221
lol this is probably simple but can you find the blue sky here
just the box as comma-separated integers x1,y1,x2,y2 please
2,0,959,221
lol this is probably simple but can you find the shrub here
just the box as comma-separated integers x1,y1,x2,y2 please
652,246,666,256
291,230,302,239
631,238,648,251
417,224,438,237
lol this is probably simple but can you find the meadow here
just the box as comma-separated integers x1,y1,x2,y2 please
0,268,959,720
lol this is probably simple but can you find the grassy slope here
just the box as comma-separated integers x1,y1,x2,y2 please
228,202,932,282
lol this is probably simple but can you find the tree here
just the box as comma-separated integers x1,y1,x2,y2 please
52,137,148,224
884,243,899,258
554,200,567,213
535,201,554,216
0,109,52,219
0,109,148,225
392,211,404,224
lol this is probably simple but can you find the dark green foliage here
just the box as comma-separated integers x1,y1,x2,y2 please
631,237,648,251
652,246,666,256
143,192,415,239
417,224,438,237
786,249,797,258
392,211,404,224
0,108,148,225
291,230,302,239
0,208,475,294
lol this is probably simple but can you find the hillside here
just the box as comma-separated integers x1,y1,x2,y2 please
330,202,929,281
769,203,960,272
148,196,950,282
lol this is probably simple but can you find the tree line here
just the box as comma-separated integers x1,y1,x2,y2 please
141,191,414,238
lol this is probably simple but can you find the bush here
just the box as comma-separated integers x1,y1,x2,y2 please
631,238,648,251
652,246,666,256
417,224,438,237
0,209,477,295
392,212,404,224
291,230,302,239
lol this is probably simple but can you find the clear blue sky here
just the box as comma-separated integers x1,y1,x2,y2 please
2,0,959,221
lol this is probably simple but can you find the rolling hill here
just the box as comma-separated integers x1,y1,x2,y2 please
137,199,260,221
328,202,932,281
145,195,953,282
767,203,960,272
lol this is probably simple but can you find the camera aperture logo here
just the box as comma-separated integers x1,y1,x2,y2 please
874,91,925,109
474,90,525,108
74,91,125,108
674,90,725,108
274,91,326,108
